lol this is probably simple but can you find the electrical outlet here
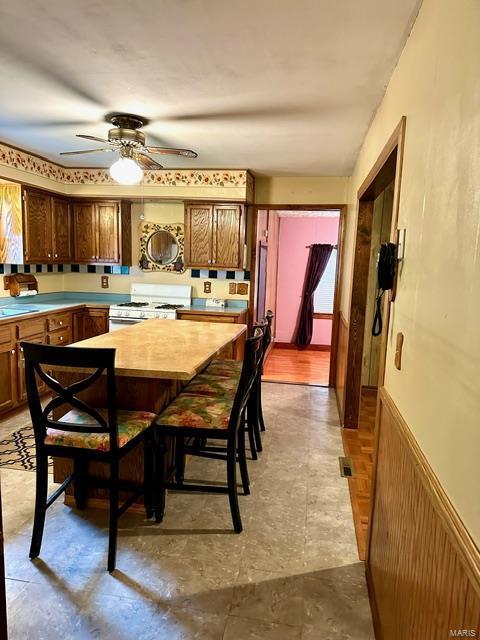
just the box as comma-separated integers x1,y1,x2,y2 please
101,275,109,289
229,283,236,294
236,282,248,295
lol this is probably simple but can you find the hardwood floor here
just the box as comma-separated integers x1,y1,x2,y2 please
341,386,376,560
262,345,330,385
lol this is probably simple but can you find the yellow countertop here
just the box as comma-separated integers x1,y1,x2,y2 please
70,318,247,380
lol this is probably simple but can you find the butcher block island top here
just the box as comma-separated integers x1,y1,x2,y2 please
70,318,247,380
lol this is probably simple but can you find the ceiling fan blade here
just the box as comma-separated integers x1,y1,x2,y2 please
134,153,164,170
76,134,111,144
59,147,115,156
145,147,198,158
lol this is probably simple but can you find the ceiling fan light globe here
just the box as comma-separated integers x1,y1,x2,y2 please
109,157,143,185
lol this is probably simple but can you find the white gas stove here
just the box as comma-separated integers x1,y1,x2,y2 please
108,283,191,331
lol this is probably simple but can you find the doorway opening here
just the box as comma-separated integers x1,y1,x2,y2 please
251,206,345,386
341,117,406,559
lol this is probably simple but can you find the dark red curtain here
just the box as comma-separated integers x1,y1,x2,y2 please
294,243,334,347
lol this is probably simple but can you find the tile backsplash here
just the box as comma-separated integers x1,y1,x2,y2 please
0,264,250,280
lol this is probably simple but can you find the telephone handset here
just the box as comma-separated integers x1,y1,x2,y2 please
372,242,397,336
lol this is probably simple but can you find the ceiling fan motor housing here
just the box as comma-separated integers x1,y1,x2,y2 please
108,127,145,146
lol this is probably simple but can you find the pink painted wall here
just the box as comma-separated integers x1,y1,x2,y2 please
275,216,339,345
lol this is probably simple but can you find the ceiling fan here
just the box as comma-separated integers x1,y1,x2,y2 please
59,112,198,185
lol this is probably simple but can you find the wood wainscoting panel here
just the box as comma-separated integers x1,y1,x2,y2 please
335,312,348,423
366,388,480,639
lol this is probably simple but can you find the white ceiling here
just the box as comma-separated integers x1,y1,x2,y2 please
0,0,421,176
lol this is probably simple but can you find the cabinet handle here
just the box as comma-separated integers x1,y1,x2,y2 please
212,259,216,264
20,347,24,352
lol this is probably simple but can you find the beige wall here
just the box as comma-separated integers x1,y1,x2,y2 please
63,201,250,301
254,176,349,205
340,0,480,543
0,273,64,299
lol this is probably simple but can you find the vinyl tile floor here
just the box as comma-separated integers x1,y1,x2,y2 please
1,383,374,639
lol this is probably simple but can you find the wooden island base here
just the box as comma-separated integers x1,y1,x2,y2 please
53,373,181,512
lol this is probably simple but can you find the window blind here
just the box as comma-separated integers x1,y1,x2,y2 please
313,249,336,314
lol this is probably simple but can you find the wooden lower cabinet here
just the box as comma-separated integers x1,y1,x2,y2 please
176,309,247,360
73,308,109,341
0,341,16,414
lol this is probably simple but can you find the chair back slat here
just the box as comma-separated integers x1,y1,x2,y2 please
228,328,263,432
253,309,274,373
21,342,118,452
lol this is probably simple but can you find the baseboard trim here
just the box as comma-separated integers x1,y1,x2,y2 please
274,342,331,351
366,387,480,638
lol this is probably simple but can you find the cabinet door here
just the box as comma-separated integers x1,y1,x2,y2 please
73,202,96,262
0,344,17,415
51,197,72,262
17,335,47,403
184,204,214,267
96,202,120,263
213,204,244,269
23,189,52,263
83,309,109,339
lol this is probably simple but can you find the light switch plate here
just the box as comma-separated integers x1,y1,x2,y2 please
395,332,404,370
204,281,212,294
101,276,109,289
229,283,236,294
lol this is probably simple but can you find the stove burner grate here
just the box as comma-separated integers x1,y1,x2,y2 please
118,302,149,307
155,304,184,310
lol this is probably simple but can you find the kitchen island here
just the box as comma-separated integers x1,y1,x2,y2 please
53,318,247,510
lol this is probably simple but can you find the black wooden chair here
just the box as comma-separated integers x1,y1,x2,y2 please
21,342,156,572
154,328,263,532
204,310,274,458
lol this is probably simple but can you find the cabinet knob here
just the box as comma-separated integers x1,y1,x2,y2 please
48,253,51,258
54,253,58,258
59,336,64,341
10,349,15,355
212,259,216,264
59,321,63,325
20,347,24,352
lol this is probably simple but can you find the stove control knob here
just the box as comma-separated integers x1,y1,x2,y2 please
124,310,130,317
162,313,168,319
140,312,146,318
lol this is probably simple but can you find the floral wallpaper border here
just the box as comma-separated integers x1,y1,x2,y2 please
0,141,250,188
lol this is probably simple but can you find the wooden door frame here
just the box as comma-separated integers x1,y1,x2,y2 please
343,116,406,428
249,203,347,387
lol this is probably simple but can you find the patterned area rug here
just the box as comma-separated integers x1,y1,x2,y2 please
0,425,52,472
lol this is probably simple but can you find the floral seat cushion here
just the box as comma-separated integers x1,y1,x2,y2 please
156,393,234,430
184,372,239,398
204,359,242,379
45,408,156,452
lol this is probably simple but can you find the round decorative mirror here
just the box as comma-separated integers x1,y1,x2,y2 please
146,230,179,265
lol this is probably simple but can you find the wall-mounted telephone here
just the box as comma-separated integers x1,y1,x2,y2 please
372,242,397,336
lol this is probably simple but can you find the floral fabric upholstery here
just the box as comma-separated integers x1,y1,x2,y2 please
184,373,239,398
204,359,242,379
45,408,156,452
156,393,234,430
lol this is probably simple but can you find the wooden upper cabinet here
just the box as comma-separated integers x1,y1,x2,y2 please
51,197,72,262
73,202,96,262
213,204,245,269
184,202,245,269
184,204,214,267
96,202,120,263
73,200,123,264
23,188,52,263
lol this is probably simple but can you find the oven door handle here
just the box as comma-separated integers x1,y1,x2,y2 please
109,318,142,324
